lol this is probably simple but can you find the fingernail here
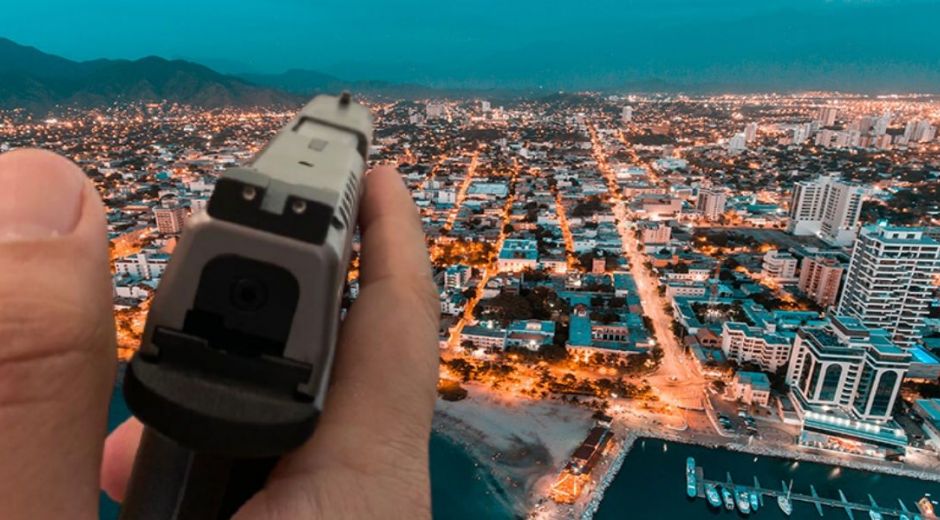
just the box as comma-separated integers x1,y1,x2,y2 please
0,150,86,242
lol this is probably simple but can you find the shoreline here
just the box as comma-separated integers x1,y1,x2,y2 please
632,429,940,485
434,389,940,519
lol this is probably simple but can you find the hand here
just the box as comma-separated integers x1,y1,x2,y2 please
0,149,440,519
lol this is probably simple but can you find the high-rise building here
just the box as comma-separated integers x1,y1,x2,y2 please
153,200,187,235
873,112,891,136
816,106,838,127
727,132,747,152
787,174,867,246
621,106,633,123
696,189,727,221
480,100,491,113
798,255,845,308
837,225,940,348
787,315,909,420
904,119,937,143
744,122,758,143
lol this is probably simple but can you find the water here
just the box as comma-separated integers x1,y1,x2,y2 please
103,385,939,520
100,387,512,519
595,438,940,519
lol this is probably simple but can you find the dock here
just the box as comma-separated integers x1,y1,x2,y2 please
690,460,925,518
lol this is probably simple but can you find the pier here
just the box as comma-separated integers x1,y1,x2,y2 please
690,460,930,518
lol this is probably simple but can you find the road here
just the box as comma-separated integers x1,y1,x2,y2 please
588,122,708,413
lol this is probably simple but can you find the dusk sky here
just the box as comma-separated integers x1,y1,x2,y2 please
5,0,940,90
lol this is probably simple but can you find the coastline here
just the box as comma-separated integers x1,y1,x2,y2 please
433,385,596,517
631,429,940,485
435,388,940,519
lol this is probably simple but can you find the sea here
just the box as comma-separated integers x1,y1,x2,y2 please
102,388,940,520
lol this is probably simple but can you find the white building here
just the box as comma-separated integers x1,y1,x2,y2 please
721,321,793,372
732,371,771,406
837,225,940,348
114,252,170,280
727,132,747,152
762,250,799,282
786,316,909,422
696,189,727,221
788,174,867,246
817,106,839,126
744,122,758,143
496,239,539,273
621,106,633,123
904,119,937,143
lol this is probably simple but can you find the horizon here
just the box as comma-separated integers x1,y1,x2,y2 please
4,0,940,92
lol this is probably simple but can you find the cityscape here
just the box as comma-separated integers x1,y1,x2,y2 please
4,89,940,518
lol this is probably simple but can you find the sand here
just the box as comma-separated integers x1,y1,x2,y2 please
434,384,596,515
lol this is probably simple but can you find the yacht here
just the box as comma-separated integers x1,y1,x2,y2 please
705,483,722,508
777,480,793,516
722,486,735,511
736,488,752,515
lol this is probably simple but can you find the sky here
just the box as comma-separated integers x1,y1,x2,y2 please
5,0,940,91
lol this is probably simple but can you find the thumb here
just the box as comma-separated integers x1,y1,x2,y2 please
0,149,116,518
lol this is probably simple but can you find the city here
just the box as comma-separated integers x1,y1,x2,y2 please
3,92,940,518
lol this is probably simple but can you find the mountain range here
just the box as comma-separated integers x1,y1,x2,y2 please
0,37,472,112
0,37,793,113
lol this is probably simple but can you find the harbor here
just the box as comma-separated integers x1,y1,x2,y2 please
688,456,938,519
594,439,940,520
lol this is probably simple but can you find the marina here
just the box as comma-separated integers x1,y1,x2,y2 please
689,458,938,519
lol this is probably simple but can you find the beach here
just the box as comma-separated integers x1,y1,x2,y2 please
434,384,596,515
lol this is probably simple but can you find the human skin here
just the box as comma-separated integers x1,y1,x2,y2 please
0,149,440,519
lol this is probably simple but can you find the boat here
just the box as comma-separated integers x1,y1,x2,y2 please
685,457,696,498
722,487,735,511
777,480,793,516
917,495,936,519
705,484,722,508
749,491,760,512
869,511,883,520
736,489,752,515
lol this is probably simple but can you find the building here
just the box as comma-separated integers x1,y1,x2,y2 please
817,106,839,126
798,255,845,308
696,189,727,221
785,316,910,458
837,226,940,348
788,174,867,246
721,321,793,372
153,201,187,235
505,320,556,351
904,119,937,143
621,106,633,123
497,239,539,272
732,371,771,406
639,221,671,245
443,264,472,290
460,325,506,350
727,132,747,152
762,250,799,282
912,399,940,450
114,251,170,280
744,122,758,143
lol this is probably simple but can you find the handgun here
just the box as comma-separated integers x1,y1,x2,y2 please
120,94,373,519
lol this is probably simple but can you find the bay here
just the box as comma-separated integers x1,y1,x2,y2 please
595,438,940,519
